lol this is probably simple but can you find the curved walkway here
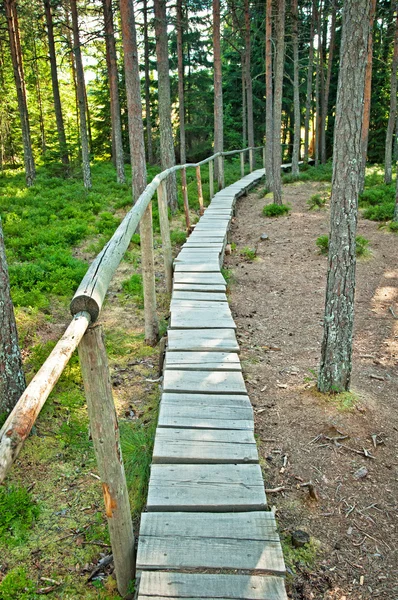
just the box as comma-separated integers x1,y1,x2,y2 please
136,169,288,600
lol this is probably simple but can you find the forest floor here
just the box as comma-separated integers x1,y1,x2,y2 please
225,180,398,600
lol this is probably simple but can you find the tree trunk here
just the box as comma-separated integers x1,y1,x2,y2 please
143,0,154,164
154,0,177,210
120,0,159,346
304,0,315,162
265,0,273,188
291,0,300,176
321,0,336,164
177,0,186,164
395,164,398,221
318,0,371,393
314,0,321,166
32,37,46,156
384,7,398,185
70,0,92,189
359,0,376,194
103,0,126,183
64,6,80,155
44,0,69,168
242,55,247,147
272,0,285,205
213,0,224,190
244,0,254,152
0,218,26,416
4,0,36,187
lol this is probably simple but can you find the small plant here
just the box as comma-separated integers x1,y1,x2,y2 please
0,485,40,547
316,235,370,257
262,203,290,217
307,193,327,210
221,267,234,287
240,246,256,261
389,220,398,232
281,534,319,575
122,273,144,307
170,229,187,245
315,234,329,255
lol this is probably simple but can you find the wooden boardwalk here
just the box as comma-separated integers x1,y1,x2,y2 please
136,169,288,599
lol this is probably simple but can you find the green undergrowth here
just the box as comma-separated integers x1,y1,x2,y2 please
282,162,333,184
316,234,370,257
281,534,319,575
240,246,257,261
359,165,397,224
263,203,290,217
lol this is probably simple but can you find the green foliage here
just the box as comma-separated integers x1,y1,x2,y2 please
363,202,395,221
316,235,370,257
389,220,398,232
359,180,396,222
282,163,333,184
121,273,144,307
221,267,234,287
0,485,40,547
170,229,187,245
0,568,39,600
307,193,327,210
281,535,318,575
240,246,257,261
263,203,290,217
316,235,329,254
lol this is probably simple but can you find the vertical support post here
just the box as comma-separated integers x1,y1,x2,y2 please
181,167,190,231
157,180,173,293
249,147,254,172
209,159,214,200
218,154,225,190
140,203,159,345
78,325,135,598
240,151,245,178
196,165,204,215
263,145,266,172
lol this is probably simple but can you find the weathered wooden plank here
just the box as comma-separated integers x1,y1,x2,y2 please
173,283,227,293
165,351,241,371
158,404,253,430
163,370,246,395
167,329,239,352
172,291,227,302
174,263,221,273
170,310,235,330
161,392,252,409
138,572,287,600
174,273,226,285
170,300,231,310
146,463,267,511
190,230,228,237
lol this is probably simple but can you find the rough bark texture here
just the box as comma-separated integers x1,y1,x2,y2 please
177,0,186,164
304,0,315,162
318,0,371,393
291,0,300,176
32,37,46,155
4,0,36,186
321,0,336,164
44,0,69,167
244,0,254,152
143,0,154,164
0,219,26,416
70,0,92,189
359,0,376,194
265,0,273,188
314,0,321,166
384,7,398,185
395,166,398,221
120,0,159,346
242,56,247,147
154,0,177,210
103,0,125,184
272,0,285,205
213,0,224,190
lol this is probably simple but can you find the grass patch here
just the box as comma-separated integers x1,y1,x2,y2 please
221,266,234,288
170,229,187,245
0,485,40,547
0,567,39,600
316,234,371,257
240,246,257,261
121,273,144,307
263,203,290,217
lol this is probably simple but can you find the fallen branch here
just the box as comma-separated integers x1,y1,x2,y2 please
265,486,286,493
389,305,398,320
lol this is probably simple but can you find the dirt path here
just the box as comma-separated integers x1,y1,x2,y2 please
225,181,398,600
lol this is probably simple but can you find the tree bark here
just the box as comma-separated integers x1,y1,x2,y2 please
44,0,69,168
384,6,398,185
120,0,159,346
318,0,371,393
32,36,46,156
154,0,178,210
70,0,92,189
143,0,154,164
272,0,286,205
0,219,26,416
321,0,336,164
244,0,254,152
242,54,247,147
314,0,321,166
177,0,186,164
265,0,273,188
103,0,126,183
304,0,315,162
4,0,36,187
395,164,398,221
291,0,300,176
359,0,376,194
213,0,224,190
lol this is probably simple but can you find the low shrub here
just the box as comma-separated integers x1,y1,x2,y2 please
389,220,398,232
170,229,187,245
307,193,327,210
363,202,395,221
316,234,370,257
263,203,290,217
240,246,256,261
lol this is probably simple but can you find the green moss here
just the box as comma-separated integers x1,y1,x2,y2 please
121,273,144,307
0,568,39,600
281,534,319,575
0,485,40,547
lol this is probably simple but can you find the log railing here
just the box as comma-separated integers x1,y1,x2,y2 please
0,144,267,596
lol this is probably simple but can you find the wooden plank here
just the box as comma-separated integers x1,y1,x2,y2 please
167,329,239,352
172,291,227,302
161,392,252,408
165,351,241,371
170,310,235,330
174,263,221,273
158,402,253,430
170,300,231,309
152,434,258,464
163,370,246,394
146,463,267,512
173,283,227,293
174,273,226,285
138,572,287,600
190,230,228,237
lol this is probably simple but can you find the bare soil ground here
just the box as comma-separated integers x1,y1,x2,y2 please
225,181,398,600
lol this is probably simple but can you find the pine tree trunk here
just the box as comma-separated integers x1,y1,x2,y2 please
314,0,321,166
4,0,36,187
0,218,26,416
359,0,376,194
103,0,125,183
244,0,254,152
242,55,247,147
321,0,336,164
318,0,371,393
291,0,300,176
70,0,92,189
44,0,69,168
143,0,154,164
304,0,315,162
384,8,398,185
265,0,273,188
177,0,186,164
120,0,159,346
32,37,46,156
154,0,177,210
272,0,285,205
213,0,224,189
395,164,398,221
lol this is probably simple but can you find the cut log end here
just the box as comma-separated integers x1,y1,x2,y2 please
70,294,100,323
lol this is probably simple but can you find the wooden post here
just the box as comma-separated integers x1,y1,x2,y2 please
196,165,204,215
181,167,190,230
209,159,214,200
263,145,266,171
218,154,225,190
157,180,173,293
240,151,245,178
140,203,159,345
249,147,254,172
78,325,135,597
